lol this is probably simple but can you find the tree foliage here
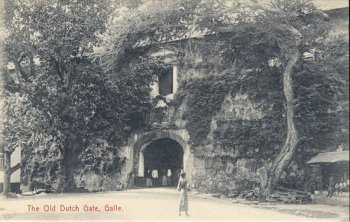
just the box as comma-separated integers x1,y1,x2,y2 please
2,0,160,192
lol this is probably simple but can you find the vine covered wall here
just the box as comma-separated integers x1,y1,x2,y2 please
172,57,287,193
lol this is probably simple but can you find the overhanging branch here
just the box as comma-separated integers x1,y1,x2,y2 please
10,152,30,174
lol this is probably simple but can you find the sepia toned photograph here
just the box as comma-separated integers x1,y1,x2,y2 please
0,0,349,221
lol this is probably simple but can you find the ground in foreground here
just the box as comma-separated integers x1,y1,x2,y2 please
0,188,348,222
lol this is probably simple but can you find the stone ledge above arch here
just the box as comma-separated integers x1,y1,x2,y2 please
147,46,179,57
134,130,188,153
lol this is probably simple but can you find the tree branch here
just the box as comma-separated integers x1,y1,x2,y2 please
10,151,30,174
18,52,28,63
28,55,36,77
13,59,31,83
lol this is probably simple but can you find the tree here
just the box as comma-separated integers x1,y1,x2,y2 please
1,0,113,193
0,0,32,198
2,0,163,194
1,93,35,197
232,0,314,197
226,1,347,196
0,0,6,197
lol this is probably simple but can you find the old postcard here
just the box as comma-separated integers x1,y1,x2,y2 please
0,0,349,221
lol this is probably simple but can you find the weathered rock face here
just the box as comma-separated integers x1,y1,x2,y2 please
190,91,278,194
75,171,124,191
192,157,261,193
220,92,266,121
72,145,130,192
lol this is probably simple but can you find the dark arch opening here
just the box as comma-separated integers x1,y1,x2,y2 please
144,138,183,187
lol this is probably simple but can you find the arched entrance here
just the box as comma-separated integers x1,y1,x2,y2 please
143,138,183,187
131,130,192,188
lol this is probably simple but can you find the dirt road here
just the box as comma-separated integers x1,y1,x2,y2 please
0,188,348,221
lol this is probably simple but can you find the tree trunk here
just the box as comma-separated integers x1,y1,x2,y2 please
1,0,8,198
56,144,77,192
2,151,11,197
263,49,299,197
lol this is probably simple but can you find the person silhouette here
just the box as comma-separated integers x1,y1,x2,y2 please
145,169,152,187
177,172,189,216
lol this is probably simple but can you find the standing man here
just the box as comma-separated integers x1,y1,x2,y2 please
146,169,152,187
167,168,172,186
177,172,190,216
327,176,334,198
161,169,168,186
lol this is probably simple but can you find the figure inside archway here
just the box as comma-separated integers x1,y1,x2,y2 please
167,168,172,185
143,138,183,187
161,169,168,186
145,169,152,187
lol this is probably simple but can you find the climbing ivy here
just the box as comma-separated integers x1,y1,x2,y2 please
176,67,286,159
178,74,238,146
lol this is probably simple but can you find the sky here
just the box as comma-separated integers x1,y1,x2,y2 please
312,0,349,10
